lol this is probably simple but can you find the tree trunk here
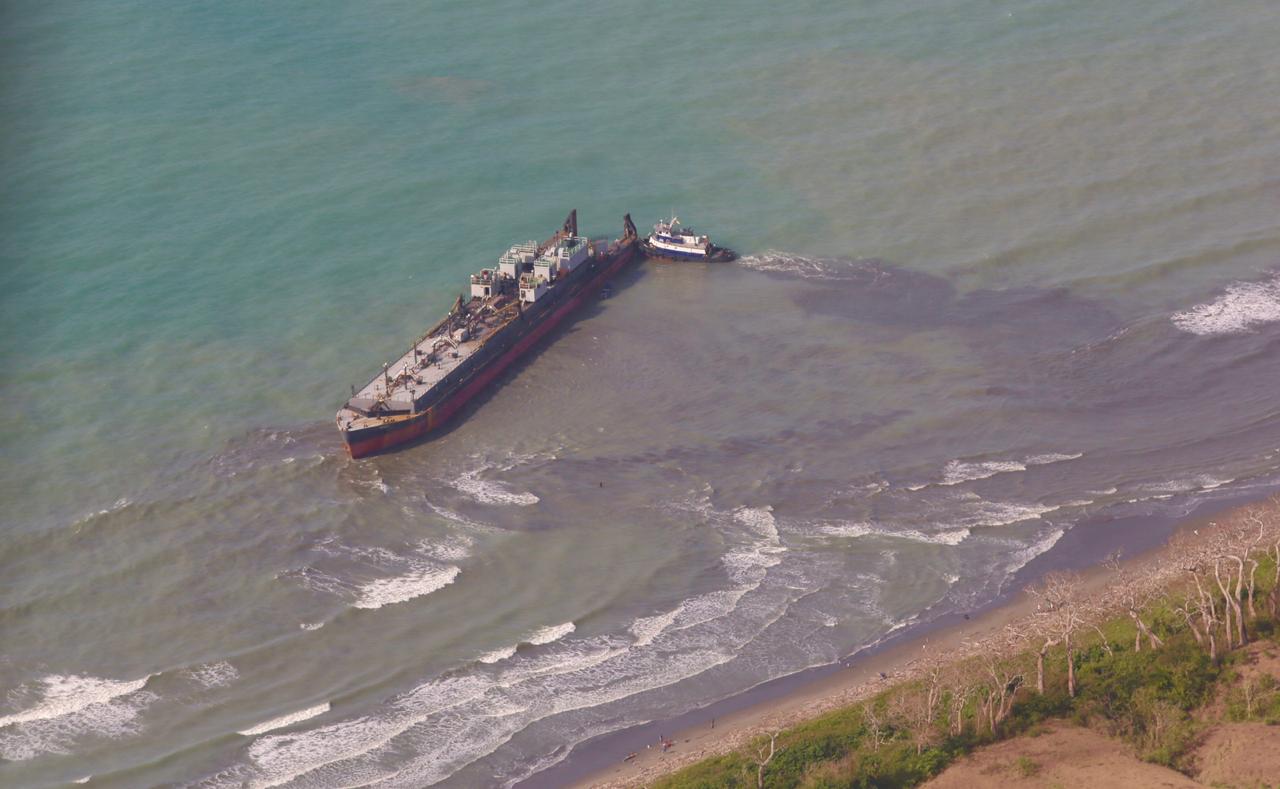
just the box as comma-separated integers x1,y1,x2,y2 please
1066,634,1076,698
1214,560,1235,650
1136,617,1163,650
1246,558,1259,620
1231,556,1247,645
1186,618,1204,647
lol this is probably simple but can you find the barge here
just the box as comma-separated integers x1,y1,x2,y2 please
336,211,639,458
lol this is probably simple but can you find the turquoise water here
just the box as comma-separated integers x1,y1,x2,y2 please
3,1,1280,786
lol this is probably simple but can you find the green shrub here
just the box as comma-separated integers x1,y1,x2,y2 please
1015,755,1040,777
1009,688,1071,732
1225,673,1280,723
652,752,755,789
1130,686,1198,769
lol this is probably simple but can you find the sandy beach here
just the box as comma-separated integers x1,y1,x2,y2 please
549,492,1279,789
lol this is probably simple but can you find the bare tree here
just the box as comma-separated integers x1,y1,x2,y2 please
974,630,1025,735
1028,571,1090,697
1172,587,1208,650
889,666,943,755
862,703,889,751
1213,556,1242,649
752,732,782,789
1103,552,1164,652
943,662,981,737
1187,563,1221,660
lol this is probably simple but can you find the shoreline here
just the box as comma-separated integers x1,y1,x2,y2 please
517,488,1278,789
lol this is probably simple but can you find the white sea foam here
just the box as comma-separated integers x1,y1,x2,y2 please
352,563,460,609
526,621,575,645
1004,528,1066,575
940,459,1026,485
1172,273,1280,335
894,527,972,546
629,605,685,647
70,497,133,529
0,674,150,728
921,452,1081,489
477,646,518,664
1027,452,1084,465
204,497,798,788
188,661,239,689
736,250,853,280
450,469,539,506
425,501,501,535
817,521,970,545
0,674,157,761
722,507,787,585
1133,474,1236,497
817,521,875,538
238,702,330,736
417,534,473,563
956,499,1059,528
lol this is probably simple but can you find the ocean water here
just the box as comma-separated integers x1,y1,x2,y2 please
3,0,1280,786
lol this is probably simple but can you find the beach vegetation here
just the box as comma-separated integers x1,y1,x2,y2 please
1014,754,1040,777
651,500,1280,789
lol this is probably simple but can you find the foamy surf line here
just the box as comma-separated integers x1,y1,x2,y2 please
817,521,971,546
527,621,575,645
450,469,540,506
0,673,151,728
476,622,575,665
203,504,794,788
909,452,1083,489
1172,272,1280,335
0,674,159,761
353,563,460,609
238,702,330,736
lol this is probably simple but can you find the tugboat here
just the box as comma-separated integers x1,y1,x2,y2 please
641,216,736,262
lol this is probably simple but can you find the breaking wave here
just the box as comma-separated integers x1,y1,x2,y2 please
0,674,150,729
817,521,971,546
200,499,798,788
187,661,240,690
1172,272,1280,335
237,702,331,736
936,452,1082,487
353,563,461,610
526,621,576,646
0,674,157,761
477,646,518,664
293,538,466,611
940,459,1026,485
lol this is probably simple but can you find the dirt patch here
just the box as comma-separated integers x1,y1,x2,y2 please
1199,640,1280,723
1193,721,1280,788
923,722,1199,789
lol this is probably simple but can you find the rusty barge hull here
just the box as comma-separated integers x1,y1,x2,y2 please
338,214,638,459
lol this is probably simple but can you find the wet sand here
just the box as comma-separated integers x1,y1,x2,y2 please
523,491,1277,789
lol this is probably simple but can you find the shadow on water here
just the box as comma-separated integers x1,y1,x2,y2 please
791,257,1123,353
